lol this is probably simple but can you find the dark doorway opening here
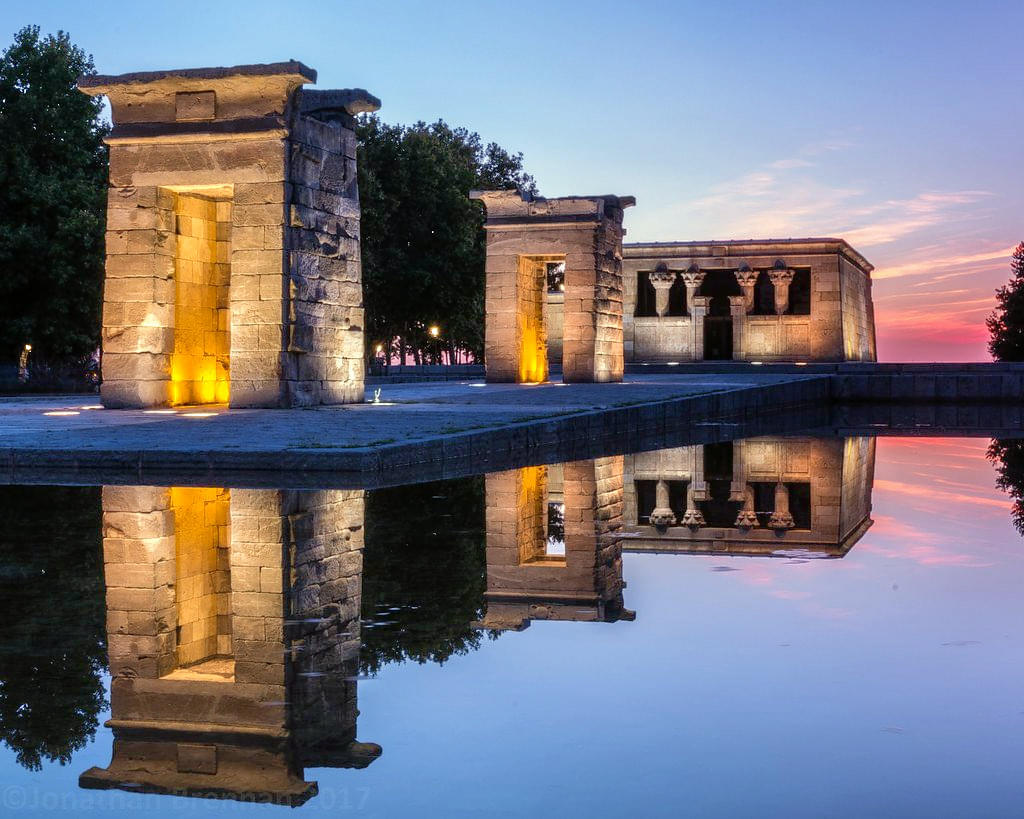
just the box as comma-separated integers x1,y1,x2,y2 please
704,318,732,360
700,270,739,360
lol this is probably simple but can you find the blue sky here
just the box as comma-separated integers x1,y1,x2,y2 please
5,0,1023,359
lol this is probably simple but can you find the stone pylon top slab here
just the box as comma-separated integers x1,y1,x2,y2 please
470,189,636,226
78,61,322,137
78,60,317,90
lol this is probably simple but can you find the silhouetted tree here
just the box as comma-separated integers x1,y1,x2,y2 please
0,486,107,770
361,476,493,673
0,26,108,364
988,438,1024,536
357,116,536,365
987,242,1024,361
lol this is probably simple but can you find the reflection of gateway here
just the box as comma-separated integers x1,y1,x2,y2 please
474,457,635,631
80,487,379,807
624,437,875,558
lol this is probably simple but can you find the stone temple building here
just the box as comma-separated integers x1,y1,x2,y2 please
483,231,878,379
79,62,378,408
622,240,877,364
474,191,877,380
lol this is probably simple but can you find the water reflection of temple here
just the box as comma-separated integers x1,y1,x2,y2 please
624,437,875,558
474,457,636,630
80,487,379,807
472,439,874,632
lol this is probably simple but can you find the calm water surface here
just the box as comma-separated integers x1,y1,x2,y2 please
1,435,1023,818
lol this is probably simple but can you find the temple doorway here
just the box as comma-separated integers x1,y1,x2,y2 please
700,270,740,361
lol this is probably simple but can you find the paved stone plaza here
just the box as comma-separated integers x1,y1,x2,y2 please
0,374,822,480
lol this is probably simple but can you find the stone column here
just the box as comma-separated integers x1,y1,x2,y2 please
680,482,706,529
681,268,705,315
649,267,676,317
769,483,795,531
648,480,675,528
734,267,757,313
690,296,709,361
691,444,708,502
735,487,759,530
729,442,747,502
729,295,747,361
769,267,795,315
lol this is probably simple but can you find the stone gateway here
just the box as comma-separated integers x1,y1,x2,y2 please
471,190,635,383
79,62,379,408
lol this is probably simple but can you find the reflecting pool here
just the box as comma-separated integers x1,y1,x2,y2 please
1,434,1023,817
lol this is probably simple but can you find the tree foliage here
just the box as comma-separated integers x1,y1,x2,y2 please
0,485,107,770
357,116,536,364
987,242,1024,361
0,26,108,363
988,438,1024,536
360,476,495,673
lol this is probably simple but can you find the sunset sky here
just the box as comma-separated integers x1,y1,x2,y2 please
10,0,1023,361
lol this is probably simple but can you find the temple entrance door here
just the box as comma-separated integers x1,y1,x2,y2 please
699,270,740,361
703,317,733,360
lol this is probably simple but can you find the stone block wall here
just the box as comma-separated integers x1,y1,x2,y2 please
99,135,292,408
840,436,875,541
515,256,549,382
170,192,231,404
101,485,178,679
284,96,365,405
840,256,877,361
170,487,231,667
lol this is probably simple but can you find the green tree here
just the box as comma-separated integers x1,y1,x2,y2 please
987,242,1024,361
0,26,108,363
357,116,536,365
360,476,494,673
988,438,1024,536
0,485,107,770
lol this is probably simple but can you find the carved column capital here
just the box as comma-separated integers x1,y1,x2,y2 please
681,270,705,289
769,267,794,315
768,511,795,530
734,268,759,287
735,485,758,530
648,268,676,317
648,268,676,288
680,509,706,529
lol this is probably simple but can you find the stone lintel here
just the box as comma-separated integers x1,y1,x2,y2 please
79,61,316,91
105,116,289,145
624,238,873,276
